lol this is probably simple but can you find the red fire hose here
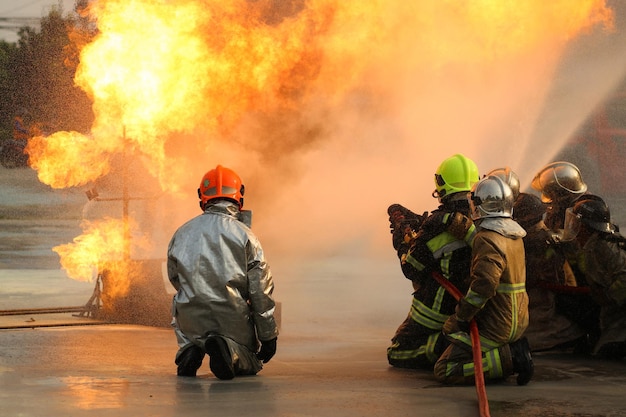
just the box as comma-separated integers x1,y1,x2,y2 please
432,271,491,417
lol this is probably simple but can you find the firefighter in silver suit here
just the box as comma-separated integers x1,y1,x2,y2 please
168,165,279,379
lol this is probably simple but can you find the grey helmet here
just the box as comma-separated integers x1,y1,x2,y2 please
531,161,587,204
486,167,520,201
469,175,515,220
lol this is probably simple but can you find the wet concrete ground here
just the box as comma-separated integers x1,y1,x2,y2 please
2,268,626,417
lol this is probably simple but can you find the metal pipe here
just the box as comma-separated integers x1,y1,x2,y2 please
0,306,90,316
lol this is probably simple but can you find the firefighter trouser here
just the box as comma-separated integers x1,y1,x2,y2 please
433,334,514,385
173,319,263,376
387,297,449,369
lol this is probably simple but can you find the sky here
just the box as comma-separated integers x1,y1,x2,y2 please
0,0,77,43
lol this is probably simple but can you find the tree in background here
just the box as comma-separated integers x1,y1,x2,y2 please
0,1,93,146
0,40,18,141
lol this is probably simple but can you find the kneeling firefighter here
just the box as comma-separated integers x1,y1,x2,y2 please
387,154,478,369
168,165,279,379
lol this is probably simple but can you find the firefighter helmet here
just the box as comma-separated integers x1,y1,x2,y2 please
469,175,514,220
433,154,480,202
198,165,245,210
531,161,587,204
571,197,615,234
486,167,520,201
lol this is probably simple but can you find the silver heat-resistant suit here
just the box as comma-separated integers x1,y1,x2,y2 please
168,200,279,375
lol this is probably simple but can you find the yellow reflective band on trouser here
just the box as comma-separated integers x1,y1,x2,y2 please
387,333,441,363
423,332,442,363
446,331,502,352
409,291,448,330
504,282,526,341
452,347,504,378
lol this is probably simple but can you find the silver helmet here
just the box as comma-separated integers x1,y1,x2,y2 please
486,167,520,201
531,161,587,204
469,175,515,220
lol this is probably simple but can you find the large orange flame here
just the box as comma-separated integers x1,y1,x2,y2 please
25,0,615,285
53,217,150,296
27,0,614,190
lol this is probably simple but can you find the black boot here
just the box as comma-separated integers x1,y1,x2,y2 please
175,345,204,377
205,335,235,380
510,337,534,385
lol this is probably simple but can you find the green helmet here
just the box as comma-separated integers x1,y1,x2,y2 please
433,154,480,202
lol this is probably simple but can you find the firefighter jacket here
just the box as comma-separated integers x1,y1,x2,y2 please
521,219,584,351
167,200,279,352
456,218,529,348
523,220,575,289
400,206,476,332
579,233,626,353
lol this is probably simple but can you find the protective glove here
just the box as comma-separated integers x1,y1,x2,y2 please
388,203,408,233
388,204,426,250
442,313,470,335
256,337,277,363
388,204,426,233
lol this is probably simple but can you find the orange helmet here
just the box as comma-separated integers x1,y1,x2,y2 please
197,165,245,210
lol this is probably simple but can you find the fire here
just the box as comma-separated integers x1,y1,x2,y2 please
24,0,615,288
53,217,150,296
26,1,614,192
452,1,613,60
27,131,113,188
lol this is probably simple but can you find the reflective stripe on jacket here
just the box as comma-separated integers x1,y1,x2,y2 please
401,207,474,333
458,224,529,346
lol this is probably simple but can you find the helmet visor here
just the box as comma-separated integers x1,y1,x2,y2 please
562,207,581,241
